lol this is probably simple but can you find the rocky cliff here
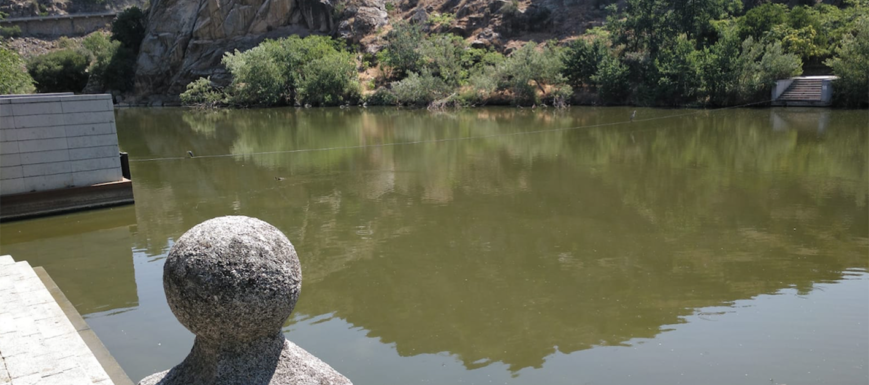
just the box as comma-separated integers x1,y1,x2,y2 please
134,0,387,99
134,0,600,100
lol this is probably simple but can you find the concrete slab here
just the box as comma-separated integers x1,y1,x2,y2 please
0,256,132,385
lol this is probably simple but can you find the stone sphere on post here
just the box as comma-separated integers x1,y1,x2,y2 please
162,216,302,343
138,216,351,385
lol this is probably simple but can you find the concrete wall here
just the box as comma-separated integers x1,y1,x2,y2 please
0,13,116,38
772,78,795,101
0,94,122,196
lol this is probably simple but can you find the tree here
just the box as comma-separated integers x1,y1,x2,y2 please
654,34,702,105
825,17,869,107
562,38,608,88
378,23,424,79
111,7,147,54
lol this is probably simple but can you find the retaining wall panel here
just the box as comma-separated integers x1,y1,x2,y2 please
17,138,67,153
15,126,67,141
22,162,71,177
13,114,66,129
11,102,64,116
0,141,19,155
69,157,118,172
24,173,74,191
1,154,22,167
67,134,116,149
65,124,114,138
61,100,113,114
1,94,122,194
1,178,25,195
20,149,70,165
1,117,14,129
1,166,23,180
68,146,117,161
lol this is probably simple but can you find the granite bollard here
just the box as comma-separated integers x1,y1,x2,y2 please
138,216,352,385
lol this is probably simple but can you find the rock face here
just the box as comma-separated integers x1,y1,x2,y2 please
138,216,352,385
135,0,387,98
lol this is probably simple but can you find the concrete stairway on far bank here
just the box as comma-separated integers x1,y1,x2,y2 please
772,76,839,107
777,78,823,103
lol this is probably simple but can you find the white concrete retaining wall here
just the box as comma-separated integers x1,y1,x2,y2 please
0,94,122,196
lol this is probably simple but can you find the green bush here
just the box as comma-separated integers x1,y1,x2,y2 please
391,70,451,105
181,77,224,107
497,42,567,105
826,17,869,107
419,34,467,86
378,23,424,78
0,26,21,38
592,54,631,104
78,31,136,92
27,49,90,93
653,34,702,106
0,46,35,94
223,44,284,106
112,7,147,54
210,35,360,107
366,87,399,105
562,37,608,88
297,51,360,105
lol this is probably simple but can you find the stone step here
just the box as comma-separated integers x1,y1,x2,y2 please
0,256,122,385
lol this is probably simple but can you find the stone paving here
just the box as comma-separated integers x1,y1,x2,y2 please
0,255,114,385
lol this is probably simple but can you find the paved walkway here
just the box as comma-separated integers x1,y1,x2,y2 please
0,255,115,385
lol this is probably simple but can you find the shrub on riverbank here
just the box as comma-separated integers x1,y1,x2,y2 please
0,46,34,94
27,49,89,93
175,0,865,109
184,35,361,107
826,17,869,108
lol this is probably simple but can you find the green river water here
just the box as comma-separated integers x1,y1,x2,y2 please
1,106,867,384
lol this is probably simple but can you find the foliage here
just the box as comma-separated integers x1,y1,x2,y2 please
418,34,467,86
428,12,455,26
378,23,424,78
592,54,631,104
222,44,284,106
80,31,136,92
562,37,608,88
206,35,360,107
367,87,399,105
111,7,147,54
497,42,568,105
0,26,21,38
0,46,34,94
653,34,702,105
391,70,451,105
499,0,520,15
297,51,360,105
825,17,869,107
27,49,89,93
180,77,224,107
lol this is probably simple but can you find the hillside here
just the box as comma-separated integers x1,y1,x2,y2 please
0,0,145,18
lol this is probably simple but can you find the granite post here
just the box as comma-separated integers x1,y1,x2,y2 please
138,216,352,385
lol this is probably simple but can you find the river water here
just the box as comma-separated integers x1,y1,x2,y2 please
1,107,867,384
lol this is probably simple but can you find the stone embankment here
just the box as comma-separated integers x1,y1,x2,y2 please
0,255,132,385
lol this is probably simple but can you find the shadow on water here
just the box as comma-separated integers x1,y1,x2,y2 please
1,106,866,384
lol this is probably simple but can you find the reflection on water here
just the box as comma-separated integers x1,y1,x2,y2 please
1,107,866,385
